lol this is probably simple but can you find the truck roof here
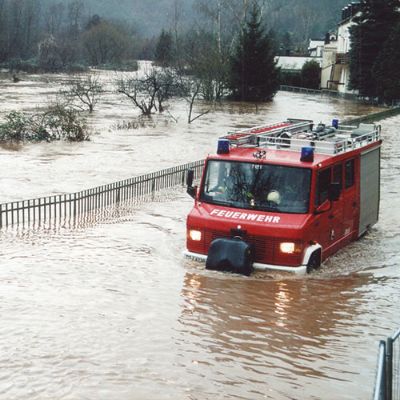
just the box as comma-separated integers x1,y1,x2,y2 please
214,118,382,167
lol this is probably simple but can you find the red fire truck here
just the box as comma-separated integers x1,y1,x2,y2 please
185,118,381,275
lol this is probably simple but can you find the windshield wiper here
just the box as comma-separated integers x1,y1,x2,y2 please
210,199,233,207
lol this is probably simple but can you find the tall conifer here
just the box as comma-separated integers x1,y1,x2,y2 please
348,0,399,98
373,22,400,103
228,2,279,102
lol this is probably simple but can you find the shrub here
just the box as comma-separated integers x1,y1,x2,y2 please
301,60,321,89
279,70,302,87
44,105,89,141
0,111,31,141
0,106,89,142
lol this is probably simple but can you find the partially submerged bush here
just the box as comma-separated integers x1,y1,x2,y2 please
113,117,156,130
0,107,89,142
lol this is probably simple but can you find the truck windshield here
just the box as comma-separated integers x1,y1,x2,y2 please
200,160,311,214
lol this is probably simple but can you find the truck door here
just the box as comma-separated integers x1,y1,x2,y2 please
314,167,332,252
313,166,344,257
342,158,358,239
330,163,345,247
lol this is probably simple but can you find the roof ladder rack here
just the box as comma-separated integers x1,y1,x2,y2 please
222,119,314,147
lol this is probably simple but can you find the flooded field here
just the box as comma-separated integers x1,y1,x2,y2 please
0,70,399,399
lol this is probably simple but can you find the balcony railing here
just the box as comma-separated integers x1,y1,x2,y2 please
336,52,350,64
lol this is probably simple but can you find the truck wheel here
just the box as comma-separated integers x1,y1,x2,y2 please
306,251,321,274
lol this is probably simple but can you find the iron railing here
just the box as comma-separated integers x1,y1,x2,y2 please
336,52,350,65
373,329,400,400
0,160,204,229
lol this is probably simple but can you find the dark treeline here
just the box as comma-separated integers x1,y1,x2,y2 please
0,0,350,73
59,0,349,50
0,0,143,72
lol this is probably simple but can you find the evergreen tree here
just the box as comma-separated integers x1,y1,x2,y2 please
348,0,400,98
373,22,400,103
228,2,280,102
155,30,173,66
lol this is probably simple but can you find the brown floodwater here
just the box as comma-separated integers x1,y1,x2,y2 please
0,70,399,400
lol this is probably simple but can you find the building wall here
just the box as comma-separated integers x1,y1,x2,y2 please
337,21,353,53
320,44,337,89
275,56,322,71
320,9,360,95
308,40,325,57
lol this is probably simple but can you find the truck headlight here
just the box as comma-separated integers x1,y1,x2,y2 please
280,242,295,254
189,230,202,241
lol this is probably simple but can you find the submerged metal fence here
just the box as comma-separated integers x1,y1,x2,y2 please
373,329,400,400
0,160,204,230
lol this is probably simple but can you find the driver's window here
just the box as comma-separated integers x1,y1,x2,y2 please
316,168,331,206
333,164,343,189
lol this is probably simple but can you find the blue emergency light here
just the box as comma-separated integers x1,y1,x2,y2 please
217,139,230,154
300,146,314,162
332,118,339,129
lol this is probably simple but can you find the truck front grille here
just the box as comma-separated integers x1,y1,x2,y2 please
203,229,302,267
204,229,275,262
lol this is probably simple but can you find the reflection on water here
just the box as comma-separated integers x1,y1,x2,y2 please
176,268,399,399
0,71,399,399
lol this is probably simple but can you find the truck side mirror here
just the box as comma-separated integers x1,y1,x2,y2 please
187,169,194,187
328,182,341,202
186,169,197,199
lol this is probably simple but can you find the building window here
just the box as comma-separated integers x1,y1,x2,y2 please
345,159,355,188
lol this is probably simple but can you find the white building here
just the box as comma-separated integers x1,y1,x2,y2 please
320,3,362,95
308,39,325,57
276,56,322,72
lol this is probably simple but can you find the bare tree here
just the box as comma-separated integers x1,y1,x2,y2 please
296,5,318,47
172,0,184,44
175,28,229,101
184,78,211,124
224,0,269,25
116,69,179,116
62,74,104,113
45,2,65,36
67,0,84,38
174,72,211,124
194,0,223,53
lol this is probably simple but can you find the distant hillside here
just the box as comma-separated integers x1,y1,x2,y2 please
48,0,349,40
0,0,350,67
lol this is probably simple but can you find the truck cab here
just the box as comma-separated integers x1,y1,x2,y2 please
185,119,381,275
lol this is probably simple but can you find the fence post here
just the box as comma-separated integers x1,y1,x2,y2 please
374,340,387,400
117,184,121,204
386,337,393,400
